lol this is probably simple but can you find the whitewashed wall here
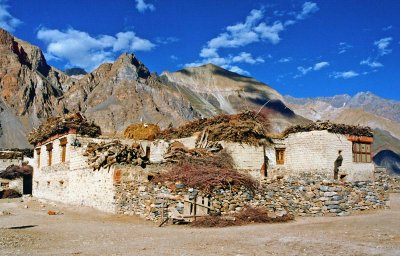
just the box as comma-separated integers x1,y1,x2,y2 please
0,158,21,171
274,130,374,181
33,134,118,213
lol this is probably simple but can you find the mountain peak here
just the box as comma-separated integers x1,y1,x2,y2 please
113,53,150,80
0,28,14,47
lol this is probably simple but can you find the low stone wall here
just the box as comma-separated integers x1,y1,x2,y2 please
115,168,390,221
388,176,400,193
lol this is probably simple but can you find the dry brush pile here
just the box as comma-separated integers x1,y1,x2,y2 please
282,120,374,138
0,164,33,179
28,113,101,145
123,123,160,140
154,149,257,194
157,111,272,146
190,207,294,227
84,141,148,170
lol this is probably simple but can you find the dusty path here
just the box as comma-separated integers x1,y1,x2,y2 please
1,194,399,256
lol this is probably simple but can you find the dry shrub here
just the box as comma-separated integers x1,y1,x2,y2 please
191,207,294,227
0,189,21,199
123,123,160,140
157,111,271,146
235,207,294,223
153,151,256,193
190,216,235,228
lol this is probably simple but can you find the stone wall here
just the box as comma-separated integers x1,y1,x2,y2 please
114,168,389,221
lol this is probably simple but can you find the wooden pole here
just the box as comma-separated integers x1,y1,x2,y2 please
193,195,197,222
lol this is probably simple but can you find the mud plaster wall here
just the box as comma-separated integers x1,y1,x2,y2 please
33,134,119,213
273,131,374,181
0,158,21,171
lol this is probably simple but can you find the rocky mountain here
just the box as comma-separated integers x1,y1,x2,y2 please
1,27,398,176
62,53,202,136
160,64,307,132
284,92,400,123
0,29,306,147
284,94,400,175
0,28,71,148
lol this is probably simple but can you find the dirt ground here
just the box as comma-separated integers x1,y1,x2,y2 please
1,194,399,256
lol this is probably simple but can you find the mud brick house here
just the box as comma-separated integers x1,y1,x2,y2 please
269,125,374,181
29,113,377,214
0,150,33,195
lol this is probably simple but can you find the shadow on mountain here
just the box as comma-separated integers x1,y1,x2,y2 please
374,150,400,175
248,98,295,118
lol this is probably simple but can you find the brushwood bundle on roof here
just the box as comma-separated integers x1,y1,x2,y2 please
282,121,374,138
0,151,23,160
0,148,33,158
28,113,101,145
157,111,271,146
0,164,33,179
123,123,160,140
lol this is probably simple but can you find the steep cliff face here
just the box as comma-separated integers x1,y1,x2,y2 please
0,29,68,147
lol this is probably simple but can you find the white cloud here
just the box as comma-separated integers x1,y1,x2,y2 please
331,70,359,79
296,2,319,20
297,66,312,75
185,4,318,77
338,42,353,54
360,58,383,68
228,66,250,76
184,51,264,76
170,55,178,61
294,61,329,78
37,28,155,71
374,37,392,56
231,52,264,64
0,1,21,32
135,0,155,13
278,57,292,63
313,61,329,70
254,21,284,44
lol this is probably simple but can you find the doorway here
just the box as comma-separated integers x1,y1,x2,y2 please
23,174,32,194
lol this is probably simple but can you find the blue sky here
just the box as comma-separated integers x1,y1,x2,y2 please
1,0,399,100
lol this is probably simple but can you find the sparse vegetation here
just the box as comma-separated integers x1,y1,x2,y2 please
190,207,294,227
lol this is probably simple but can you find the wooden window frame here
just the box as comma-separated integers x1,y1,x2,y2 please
36,148,41,168
46,143,53,166
275,148,285,165
60,138,67,163
352,142,372,163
